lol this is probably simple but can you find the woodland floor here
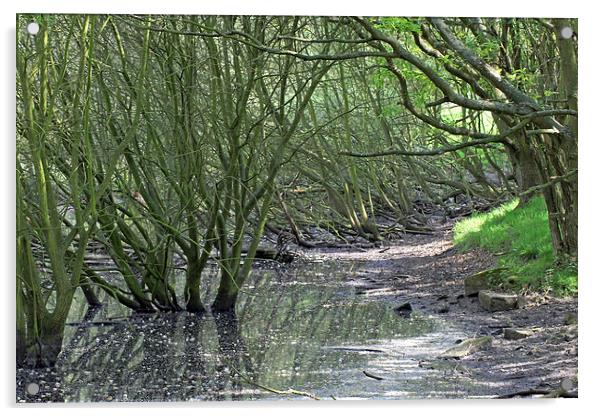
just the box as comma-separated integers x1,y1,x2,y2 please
313,223,578,398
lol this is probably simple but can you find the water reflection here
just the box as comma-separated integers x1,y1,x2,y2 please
17,259,466,402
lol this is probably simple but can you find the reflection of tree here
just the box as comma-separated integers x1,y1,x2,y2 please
238,273,291,375
231,260,437,393
235,263,347,389
22,259,438,402
46,311,214,401
213,311,255,399
180,313,210,399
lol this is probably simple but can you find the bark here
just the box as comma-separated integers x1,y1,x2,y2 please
185,258,206,313
79,276,102,307
212,282,239,312
505,140,542,205
551,18,578,258
19,325,66,368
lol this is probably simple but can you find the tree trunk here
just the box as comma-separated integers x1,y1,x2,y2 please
20,325,66,368
551,18,578,258
508,143,543,205
80,276,102,307
494,116,542,205
185,258,205,313
212,285,238,312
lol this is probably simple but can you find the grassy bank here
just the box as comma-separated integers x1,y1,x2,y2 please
453,197,577,296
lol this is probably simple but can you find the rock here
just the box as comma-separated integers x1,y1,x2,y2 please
503,328,536,340
562,324,578,341
564,312,578,325
394,302,412,317
478,290,523,312
436,304,450,314
464,268,505,296
440,336,493,358
395,302,412,311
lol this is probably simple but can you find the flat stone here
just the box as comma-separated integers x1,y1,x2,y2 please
464,268,505,296
478,290,522,312
503,328,536,340
564,312,578,325
436,304,450,314
440,336,492,358
394,302,412,317
562,324,578,341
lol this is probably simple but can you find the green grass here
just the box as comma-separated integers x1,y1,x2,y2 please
453,196,577,296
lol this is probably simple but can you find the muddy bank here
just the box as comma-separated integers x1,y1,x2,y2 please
315,228,578,398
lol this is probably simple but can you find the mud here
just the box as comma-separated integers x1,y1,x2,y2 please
315,227,578,398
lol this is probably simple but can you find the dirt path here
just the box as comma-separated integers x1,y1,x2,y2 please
312,226,578,398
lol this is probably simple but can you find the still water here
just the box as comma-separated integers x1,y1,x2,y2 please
17,258,475,402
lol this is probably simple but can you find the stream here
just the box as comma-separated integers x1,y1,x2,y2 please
16,257,487,402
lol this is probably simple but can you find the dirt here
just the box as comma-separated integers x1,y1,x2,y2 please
310,225,578,398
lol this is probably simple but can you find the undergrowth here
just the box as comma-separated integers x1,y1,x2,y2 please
453,196,577,296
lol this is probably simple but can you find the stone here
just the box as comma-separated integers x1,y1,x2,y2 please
394,302,412,317
503,328,536,340
436,304,450,314
564,312,578,325
395,302,412,311
478,290,522,312
464,268,505,296
440,336,493,358
562,324,578,341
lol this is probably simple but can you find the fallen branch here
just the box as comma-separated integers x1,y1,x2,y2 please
232,367,322,400
496,388,577,399
340,135,506,158
363,370,384,380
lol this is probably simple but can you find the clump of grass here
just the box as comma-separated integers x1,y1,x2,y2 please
453,196,577,296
